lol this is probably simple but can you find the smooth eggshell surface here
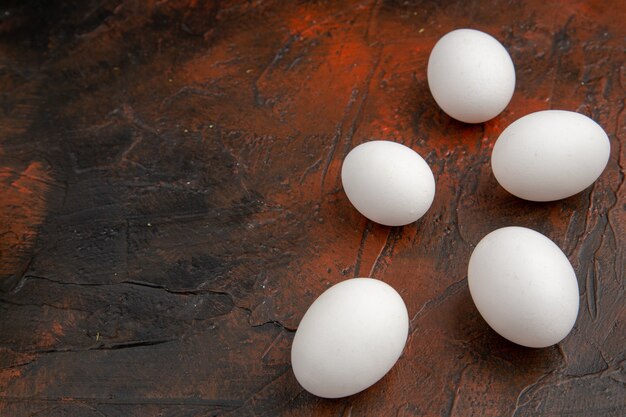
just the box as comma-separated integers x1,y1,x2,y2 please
491,110,610,201
468,227,579,348
291,278,409,398
427,28,515,123
341,141,435,226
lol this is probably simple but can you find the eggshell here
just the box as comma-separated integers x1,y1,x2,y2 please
468,227,579,348
341,141,435,226
491,110,610,201
291,278,409,398
427,28,515,123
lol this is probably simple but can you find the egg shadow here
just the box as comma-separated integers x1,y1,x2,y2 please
456,154,590,247
452,282,566,372
408,76,487,150
285,366,399,415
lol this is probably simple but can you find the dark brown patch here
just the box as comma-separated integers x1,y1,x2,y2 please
0,0,624,416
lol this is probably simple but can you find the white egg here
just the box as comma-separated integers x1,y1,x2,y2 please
468,227,579,348
291,278,409,398
427,28,516,123
491,110,610,201
341,141,435,226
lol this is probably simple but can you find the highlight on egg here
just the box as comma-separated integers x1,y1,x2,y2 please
427,28,516,123
491,110,611,201
341,140,436,226
291,278,409,398
468,226,580,348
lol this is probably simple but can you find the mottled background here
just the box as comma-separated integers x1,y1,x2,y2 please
0,0,624,416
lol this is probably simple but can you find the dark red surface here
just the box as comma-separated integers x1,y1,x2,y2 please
0,1,624,416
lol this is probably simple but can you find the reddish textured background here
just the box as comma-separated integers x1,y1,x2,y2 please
0,0,624,416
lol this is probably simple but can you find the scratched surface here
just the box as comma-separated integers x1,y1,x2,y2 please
0,0,624,416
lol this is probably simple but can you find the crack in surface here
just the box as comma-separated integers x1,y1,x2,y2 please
409,279,467,332
368,227,398,278
353,221,372,277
